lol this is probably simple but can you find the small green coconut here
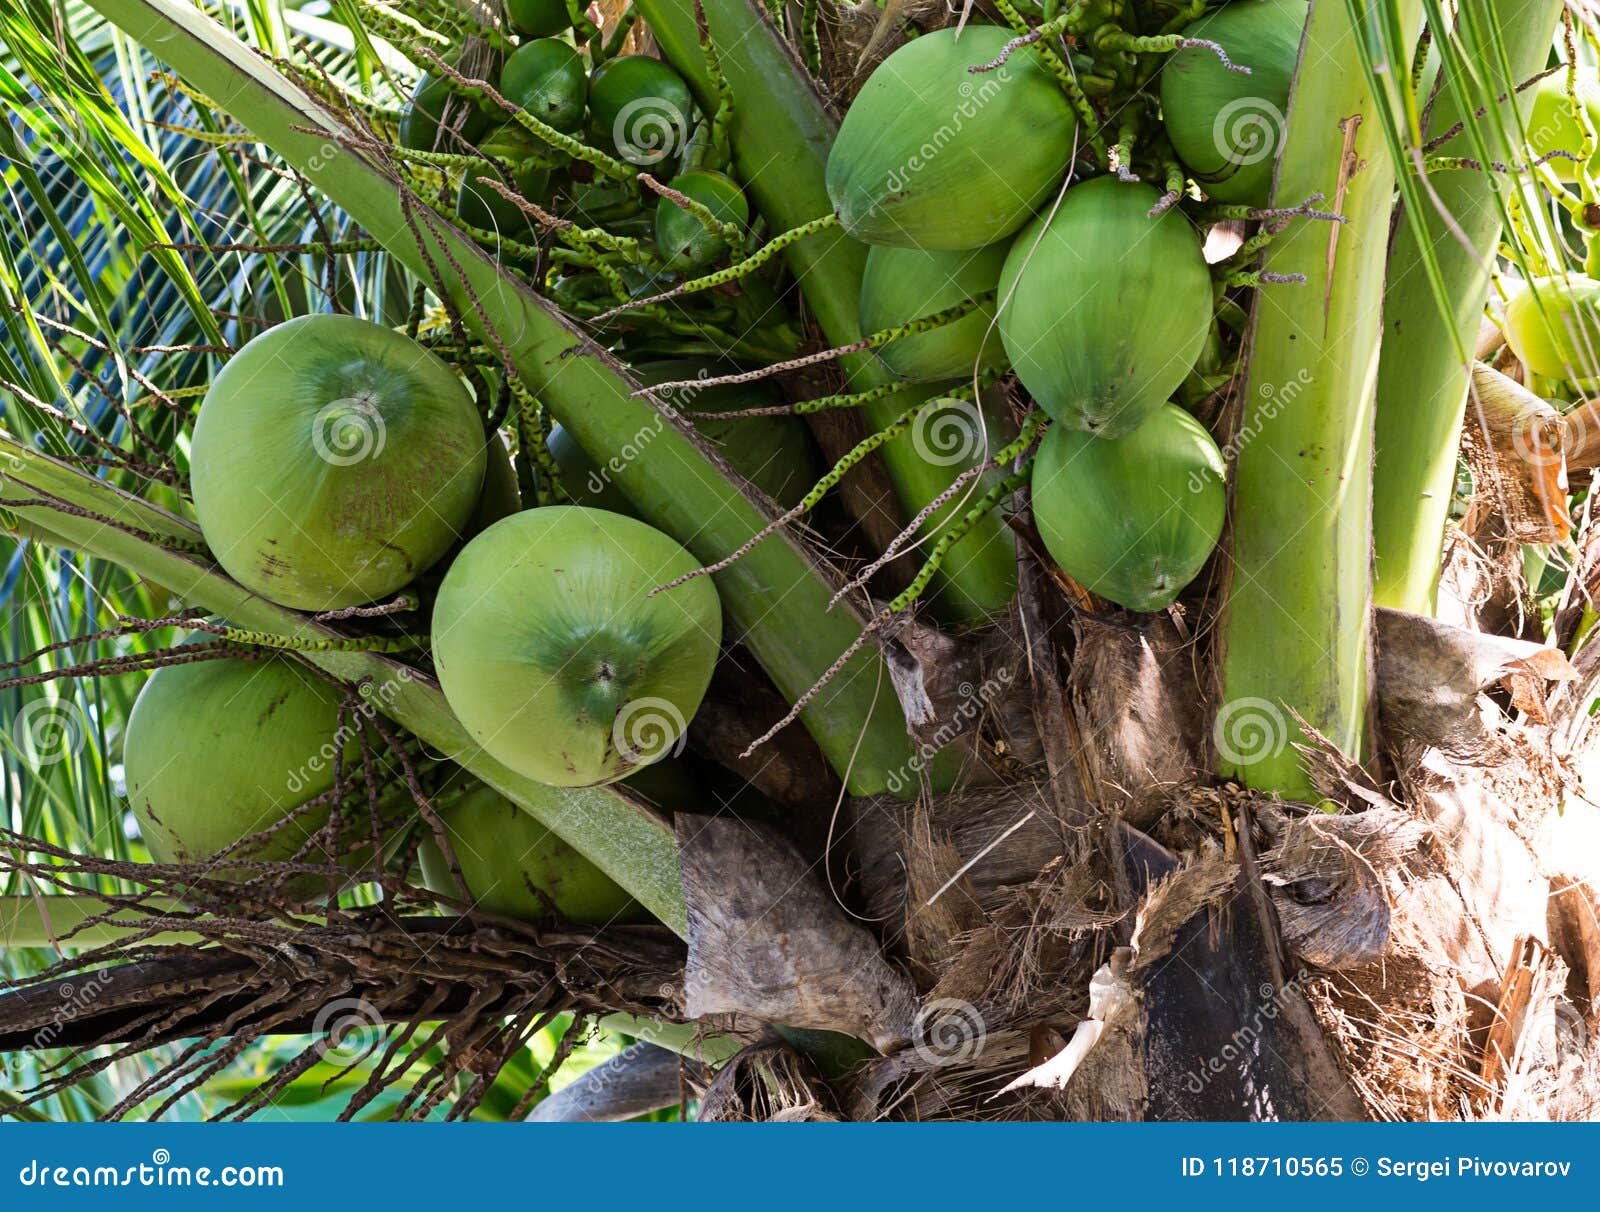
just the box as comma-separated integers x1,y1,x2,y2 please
1159,0,1306,206
997,178,1213,437
506,0,574,38
455,123,552,246
399,60,494,152
1504,275,1600,386
502,38,588,133
418,784,641,922
860,242,1009,380
653,169,749,271
124,654,363,878
431,506,722,788
588,55,695,166
826,26,1076,250
1527,71,1600,182
190,314,487,611
1031,404,1226,611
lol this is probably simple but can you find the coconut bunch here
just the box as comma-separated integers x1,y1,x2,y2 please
128,303,734,913
385,0,804,368
575,1,1318,620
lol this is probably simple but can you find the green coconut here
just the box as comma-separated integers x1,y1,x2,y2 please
502,38,588,133
506,0,573,38
587,55,695,166
455,124,552,244
826,26,1076,250
1504,275,1600,386
418,784,640,922
124,655,360,876
1527,72,1600,183
1031,404,1226,611
1159,0,1305,206
191,314,487,611
432,506,723,787
997,177,1213,437
654,169,749,271
860,242,1008,380
399,62,493,152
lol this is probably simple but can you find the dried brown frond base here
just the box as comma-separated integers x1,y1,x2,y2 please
0,835,688,1122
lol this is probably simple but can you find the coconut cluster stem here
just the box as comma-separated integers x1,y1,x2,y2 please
1217,0,1419,797
638,0,1022,627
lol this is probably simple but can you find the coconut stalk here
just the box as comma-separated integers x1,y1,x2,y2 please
0,434,688,932
636,0,1019,624
78,0,920,797
1218,0,1418,797
1370,0,1561,614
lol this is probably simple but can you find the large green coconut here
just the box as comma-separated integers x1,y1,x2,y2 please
418,784,640,922
1159,0,1305,206
826,26,1076,250
1031,404,1226,612
124,655,361,876
191,314,487,611
859,242,1008,380
1527,72,1600,183
431,506,722,787
587,55,695,166
997,177,1212,437
1505,275,1600,386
